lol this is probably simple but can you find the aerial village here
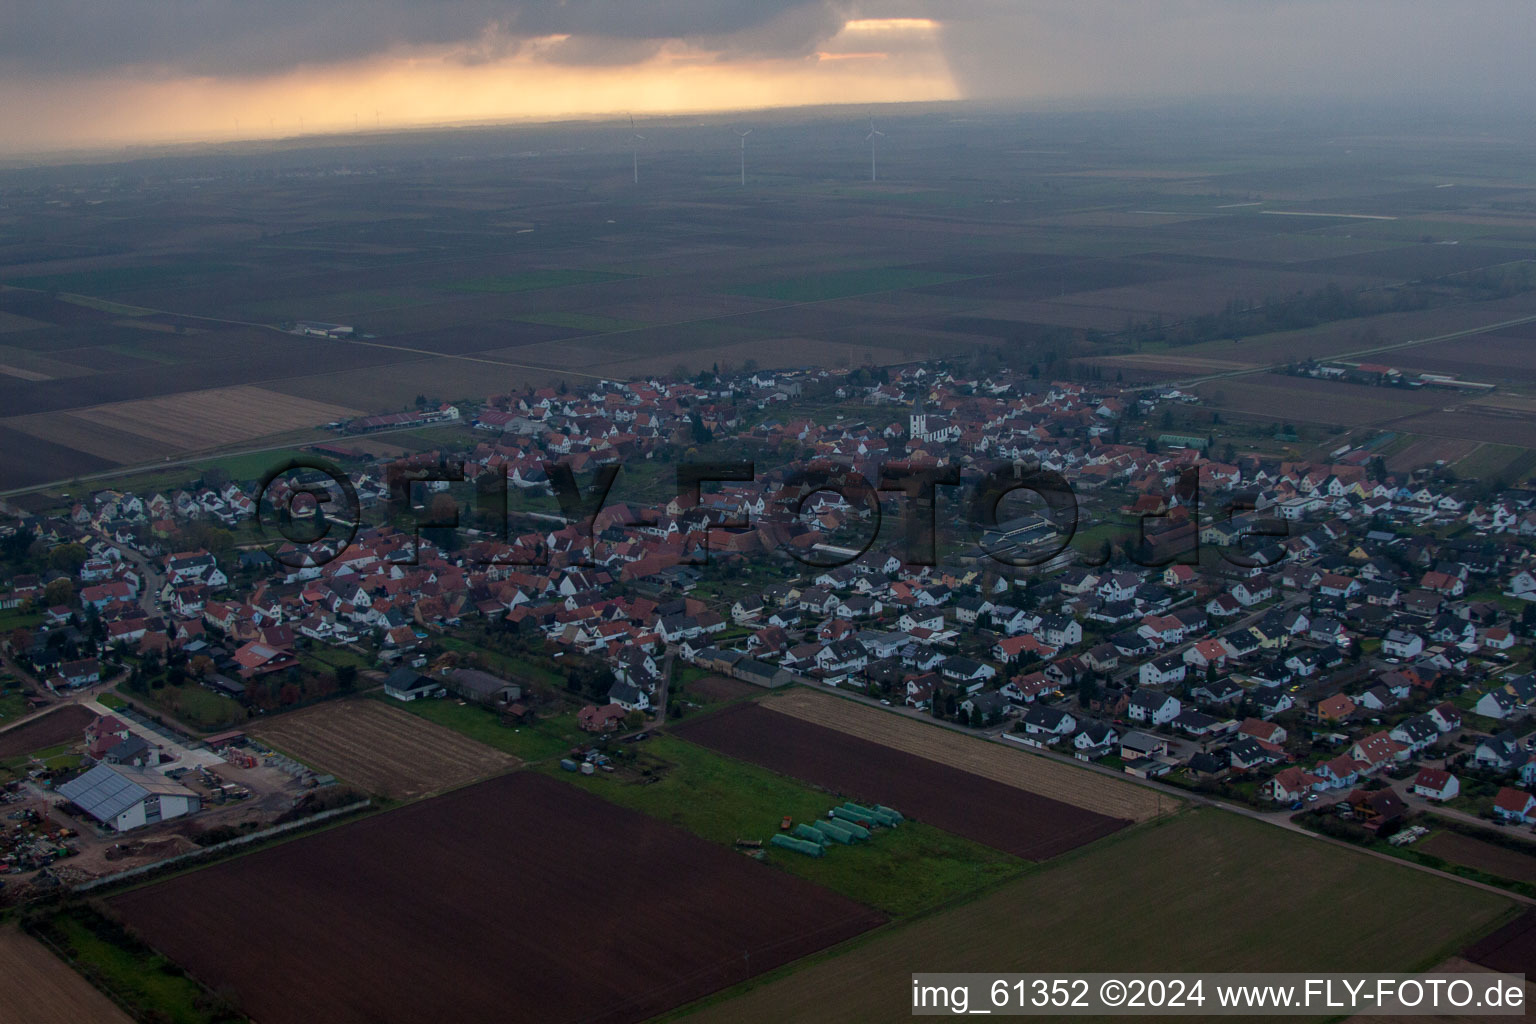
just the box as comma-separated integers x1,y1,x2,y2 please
2,359,1535,893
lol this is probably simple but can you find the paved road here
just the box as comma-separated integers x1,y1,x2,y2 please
78,698,223,771
115,547,163,617
648,644,672,724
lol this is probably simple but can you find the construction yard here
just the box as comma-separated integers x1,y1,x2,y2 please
248,698,517,800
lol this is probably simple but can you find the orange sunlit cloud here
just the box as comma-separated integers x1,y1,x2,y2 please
0,21,956,155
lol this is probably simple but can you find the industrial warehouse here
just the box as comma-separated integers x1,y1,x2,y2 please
56,763,202,833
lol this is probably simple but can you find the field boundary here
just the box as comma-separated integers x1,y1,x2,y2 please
75,799,372,893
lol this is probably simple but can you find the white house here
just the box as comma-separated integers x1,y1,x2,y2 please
1381,630,1424,660
1410,768,1459,801
1128,690,1181,726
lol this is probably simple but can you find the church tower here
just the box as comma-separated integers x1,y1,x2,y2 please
909,394,927,440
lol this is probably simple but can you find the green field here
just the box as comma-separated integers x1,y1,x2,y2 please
27,908,241,1024
393,697,581,763
444,269,634,293
119,682,247,732
677,810,1517,1023
547,734,1024,918
729,267,966,303
12,263,237,296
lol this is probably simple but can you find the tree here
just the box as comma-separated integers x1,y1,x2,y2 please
48,543,88,574
1075,674,1101,709
336,664,358,692
43,578,73,608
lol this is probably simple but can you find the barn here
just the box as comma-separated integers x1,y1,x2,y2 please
57,763,202,832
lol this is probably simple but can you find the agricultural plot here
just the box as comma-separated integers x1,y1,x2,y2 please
249,699,515,800
767,689,1166,822
1194,376,1443,427
1421,833,1536,885
0,705,94,760
0,925,132,1024
683,811,1517,1024
109,772,887,1024
553,733,1023,918
1463,908,1536,976
673,702,1129,859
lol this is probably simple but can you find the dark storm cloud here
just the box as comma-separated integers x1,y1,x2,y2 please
0,0,846,76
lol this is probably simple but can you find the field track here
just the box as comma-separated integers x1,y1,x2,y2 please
249,699,515,799
765,689,1167,822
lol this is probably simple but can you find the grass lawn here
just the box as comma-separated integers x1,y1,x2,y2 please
119,682,247,732
30,909,236,1024
393,697,581,764
438,638,565,690
302,647,372,672
547,734,1024,918
96,692,127,711
675,809,1518,1023
0,608,43,632
0,692,29,722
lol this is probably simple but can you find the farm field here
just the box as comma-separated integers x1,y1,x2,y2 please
765,688,1166,822
1421,832,1536,885
673,702,1129,859
7,112,1536,493
679,811,1518,1024
0,704,93,760
248,698,515,799
551,733,1025,917
1193,375,1444,427
1463,908,1536,976
0,925,133,1024
108,771,888,1024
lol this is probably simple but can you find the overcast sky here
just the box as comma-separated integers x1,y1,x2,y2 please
2,1,1533,152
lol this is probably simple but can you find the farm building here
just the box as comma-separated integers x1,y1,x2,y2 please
384,668,446,701
442,668,520,706
57,763,201,832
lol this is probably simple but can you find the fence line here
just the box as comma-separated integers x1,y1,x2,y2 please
74,799,372,892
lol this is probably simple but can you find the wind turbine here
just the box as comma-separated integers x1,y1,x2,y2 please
627,113,645,184
866,117,884,182
735,128,752,186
